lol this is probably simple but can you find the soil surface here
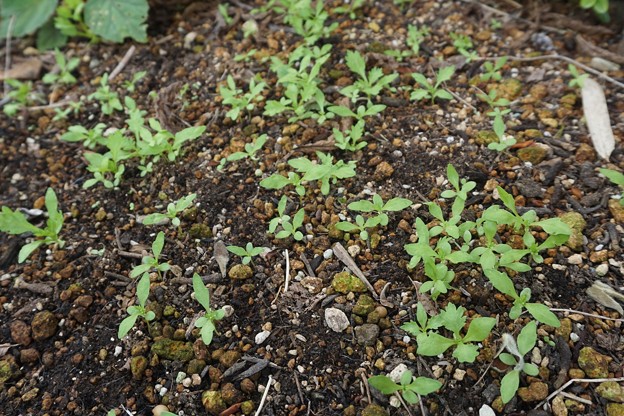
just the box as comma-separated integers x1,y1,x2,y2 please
1,1,624,416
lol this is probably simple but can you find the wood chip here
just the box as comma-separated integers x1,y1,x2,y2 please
0,57,42,81
214,240,229,278
581,78,615,160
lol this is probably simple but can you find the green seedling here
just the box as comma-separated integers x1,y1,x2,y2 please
328,102,386,123
335,215,381,241
118,272,155,339
393,0,415,8
481,57,507,82
568,64,589,89
0,188,64,262
220,75,267,121
193,273,226,345
2,79,40,116
135,119,206,165
82,130,133,189
61,122,107,149
268,196,305,241
385,24,429,61
260,171,306,197
218,3,233,25
368,370,441,405
226,242,268,265
122,71,147,93
282,0,338,44
488,135,517,152
333,0,365,19
403,303,496,363
490,18,502,30
43,48,80,85
485,106,515,151
484,270,560,327
54,0,99,43
450,32,478,62
579,0,609,20
410,66,455,104
142,193,197,227
89,73,122,115
600,168,624,205
129,231,170,280
499,321,539,403
52,99,83,121
234,49,258,63
420,257,456,299
288,151,357,195
218,134,267,171
348,193,412,226
333,120,367,152
340,50,397,103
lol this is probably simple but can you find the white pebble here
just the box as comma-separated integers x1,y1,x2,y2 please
453,369,466,381
567,254,583,265
595,264,609,276
255,330,271,345
570,332,580,342
324,308,350,332
323,249,333,259
389,363,409,383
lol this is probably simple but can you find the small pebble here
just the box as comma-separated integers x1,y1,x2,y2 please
567,254,583,265
453,369,466,381
255,330,271,345
323,249,333,259
595,264,609,276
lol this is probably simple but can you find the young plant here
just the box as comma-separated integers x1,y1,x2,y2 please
2,80,39,116
268,196,305,241
578,0,609,21
0,188,64,262
142,193,197,227
480,57,507,82
450,32,478,62
193,273,226,345
368,369,441,405
218,134,267,171
385,24,429,61
498,321,539,403
403,303,496,363
129,231,170,280
89,73,122,115
122,71,147,93
82,130,133,189
333,120,367,152
117,272,155,339
410,66,455,104
348,194,412,226
42,48,80,85
335,215,381,241
54,0,99,43
288,151,357,195
226,242,268,265
260,171,306,197
61,122,107,149
328,101,386,123
340,50,398,102
218,3,233,25
567,64,589,89
333,0,365,19
220,75,267,121
600,168,624,205
282,0,338,44
52,99,83,121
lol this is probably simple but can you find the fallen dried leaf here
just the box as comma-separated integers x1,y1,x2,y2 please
214,240,229,278
587,281,624,315
582,78,615,160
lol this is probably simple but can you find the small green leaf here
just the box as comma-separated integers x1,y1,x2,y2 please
453,342,480,363
368,375,401,394
136,272,151,306
192,273,212,312
18,240,45,263
463,317,496,343
118,314,139,339
499,352,517,366
523,363,539,376
152,231,165,258
500,370,520,404
526,303,560,327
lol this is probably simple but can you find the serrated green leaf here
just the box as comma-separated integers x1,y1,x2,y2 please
0,207,43,236
84,0,149,43
453,342,480,363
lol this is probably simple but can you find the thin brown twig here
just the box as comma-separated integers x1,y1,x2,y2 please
292,371,305,405
3,15,15,96
483,54,624,90
109,45,136,82
550,308,624,323
535,376,624,409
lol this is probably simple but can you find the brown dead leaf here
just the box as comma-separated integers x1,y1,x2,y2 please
0,57,42,81
214,240,229,278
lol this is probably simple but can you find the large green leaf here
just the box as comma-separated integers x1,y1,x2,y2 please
84,0,148,43
0,0,57,39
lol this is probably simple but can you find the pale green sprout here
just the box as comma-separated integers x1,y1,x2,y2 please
0,188,64,262
193,273,226,345
368,370,441,404
333,120,367,152
600,168,624,205
218,134,267,171
220,75,267,121
129,231,170,280
42,48,80,85
227,242,268,265
335,215,380,241
568,64,589,89
348,194,412,226
142,193,197,227
122,71,147,93
481,57,507,82
268,196,305,241
117,272,155,339
410,66,455,104
499,321,539,403
218,3,233,25
3,79,40,116
89,73,123,115
340,50,398,102
288,151,357,195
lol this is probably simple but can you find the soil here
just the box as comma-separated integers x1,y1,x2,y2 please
1,1,624,416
